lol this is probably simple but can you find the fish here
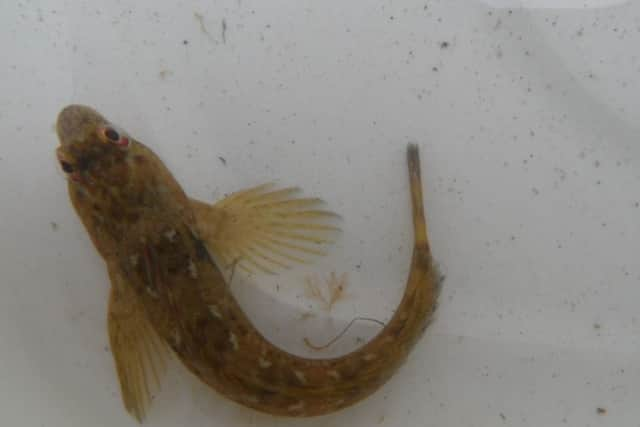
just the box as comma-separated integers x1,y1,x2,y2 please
54,105,439,421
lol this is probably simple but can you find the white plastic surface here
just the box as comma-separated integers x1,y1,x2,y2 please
1,1,639,426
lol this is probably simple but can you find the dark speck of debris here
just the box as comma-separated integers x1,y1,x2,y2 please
440,41,449,49
597,407,607,415
194,12,210,38
183,39,189,45
593,323,601,330
499,413,507,422
531,187,540,196
218,156,227,166
221,18,227,44
50,221,59,231
432,66,439,72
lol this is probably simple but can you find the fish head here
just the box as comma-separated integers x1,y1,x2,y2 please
55,105,184,234
55,104,142,188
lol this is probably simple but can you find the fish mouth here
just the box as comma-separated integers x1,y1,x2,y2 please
55,105,105,183
55,104,105,147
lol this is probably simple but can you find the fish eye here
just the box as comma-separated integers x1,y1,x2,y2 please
100,126,130,148
60,160,74,173
104,128,120,142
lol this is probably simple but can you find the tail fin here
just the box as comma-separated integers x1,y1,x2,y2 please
407,143,430,250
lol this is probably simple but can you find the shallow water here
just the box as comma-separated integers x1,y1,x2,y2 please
1,1,639,426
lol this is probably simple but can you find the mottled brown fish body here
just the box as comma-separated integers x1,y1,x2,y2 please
55,105,438,420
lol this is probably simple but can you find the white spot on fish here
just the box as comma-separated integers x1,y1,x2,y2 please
229,332,239,350
187,259,198,279
172,329,182,347
258,357,272,369
164,229,177,242
294,370,307,384
208,305,222,319
146,286,159,298
363,353,377,361
287,401,305,412
327,370,341,380
129,254,139,267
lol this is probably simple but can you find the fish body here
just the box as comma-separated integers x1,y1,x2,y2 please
55,105,439,420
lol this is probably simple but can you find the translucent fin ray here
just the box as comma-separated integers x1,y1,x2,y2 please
190,184,339,275
107,267,168,422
